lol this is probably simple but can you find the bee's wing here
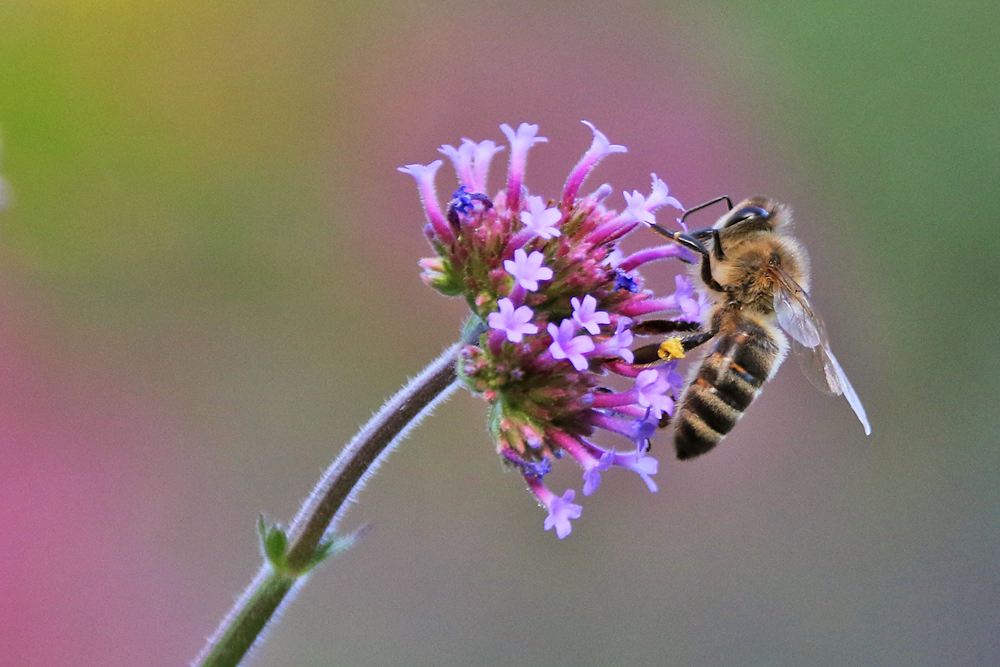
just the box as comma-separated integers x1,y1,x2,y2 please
791,339,871,435
773,272,822,348
773,268,872,435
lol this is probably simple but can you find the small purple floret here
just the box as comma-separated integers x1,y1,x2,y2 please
620,173,684,228
488,298,539,343
592,317,634,363
526,475,583,539
613,451,659,493
503,448,552,478
397,160,451,243
570,295,610,335
469,139,505,193
614,271,639,292
561,120,627,206
438,142,476,190
622,189,657,225
504,248,553,292
544,489,583,539
672,275,710,322
629,408,658,452
633,369,674,419
644,173,683,212
547,320,595,371
521,195,563,239
500,123,548,211
440,138,506,194
451,185,475,215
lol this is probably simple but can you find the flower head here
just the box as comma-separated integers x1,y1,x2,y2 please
401,122,699,537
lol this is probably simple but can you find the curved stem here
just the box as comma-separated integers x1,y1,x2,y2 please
194,322,483,667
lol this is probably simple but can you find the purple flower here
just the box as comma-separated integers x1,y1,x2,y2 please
555,429,660,495
660,360,685,394
622,189,657,225
618,244,696,272
613,271,639,293
547,320,595,371
571,294,610,335
520,195,563,239
503,448,551,478
675,276,711,322
561,120,627,207
397,160,451,243
644,275,711,322
620,175,683,226
549,431,606,495
500,122,548,211
592,317,634,363
504,248,553,292
643,173,683,213
543,489,582,539
488,298,538,343
633,369,674,419
607,449,659,493
438,142,476,191
526,474,583,539
401,121,698,537
439,138,505,193
627,408,659,453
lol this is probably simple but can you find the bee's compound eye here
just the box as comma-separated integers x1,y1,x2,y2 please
724,205,770,228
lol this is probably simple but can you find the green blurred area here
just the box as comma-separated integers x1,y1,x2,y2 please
684,0,1000,546
692,0,1000,383
0,1,997,666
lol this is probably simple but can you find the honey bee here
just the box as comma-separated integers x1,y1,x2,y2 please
633,196,871,460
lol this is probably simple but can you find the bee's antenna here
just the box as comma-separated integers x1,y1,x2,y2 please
680,195,733,224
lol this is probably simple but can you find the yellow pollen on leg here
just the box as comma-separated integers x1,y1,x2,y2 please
658,338,686,360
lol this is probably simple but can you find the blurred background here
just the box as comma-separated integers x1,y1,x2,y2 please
0,1,997,665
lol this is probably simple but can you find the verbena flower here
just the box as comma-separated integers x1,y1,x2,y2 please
400,121,696,538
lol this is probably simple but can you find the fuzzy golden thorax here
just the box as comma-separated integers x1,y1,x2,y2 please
698,197,811,313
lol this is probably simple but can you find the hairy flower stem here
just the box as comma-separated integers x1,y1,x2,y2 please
194,321,484,667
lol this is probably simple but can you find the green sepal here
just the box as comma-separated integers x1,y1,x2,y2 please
460,314,487,346
433,277,466,297
300,524,370,574
486,399,505,442
429,259,465,296
257,514,288,569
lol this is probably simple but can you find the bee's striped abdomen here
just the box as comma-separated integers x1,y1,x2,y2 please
674,323,778,460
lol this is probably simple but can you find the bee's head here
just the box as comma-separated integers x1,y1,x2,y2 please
716,196,789,233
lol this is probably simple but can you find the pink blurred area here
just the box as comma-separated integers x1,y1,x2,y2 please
0,279,206,664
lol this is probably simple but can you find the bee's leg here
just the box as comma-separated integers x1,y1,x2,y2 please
711,230,725,260
690,227,726,260
698,252,727,293
631,328,717,366
630,319,701,336
679,227,727,292
645,223,727,293
632,343,672,365
678,329,716,352
646,223,708,256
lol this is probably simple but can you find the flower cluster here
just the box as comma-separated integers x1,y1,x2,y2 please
400,121,707,538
